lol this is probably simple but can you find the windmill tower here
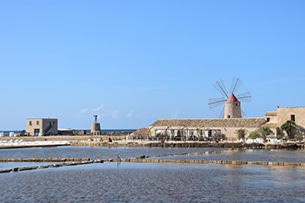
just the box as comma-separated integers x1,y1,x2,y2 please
208,78,251,118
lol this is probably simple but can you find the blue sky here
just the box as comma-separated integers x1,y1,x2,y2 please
0,0,304,130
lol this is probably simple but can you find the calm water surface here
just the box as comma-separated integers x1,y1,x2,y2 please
0,146,305,202
1,146,305,163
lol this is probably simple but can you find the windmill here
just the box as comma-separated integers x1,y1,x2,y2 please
208,78,251,118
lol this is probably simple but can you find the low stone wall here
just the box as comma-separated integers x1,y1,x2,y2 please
0,158,91,162
120,158,305,167
0,158,104,173
146,142,248,148
1,156,305,174
71,141,304,149
70,141,254,148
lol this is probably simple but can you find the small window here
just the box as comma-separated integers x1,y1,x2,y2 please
36,121,39,125
291,114,295,121
29,121,32,126
266,118,270,122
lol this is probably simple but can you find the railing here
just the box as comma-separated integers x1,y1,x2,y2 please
43,124,53,135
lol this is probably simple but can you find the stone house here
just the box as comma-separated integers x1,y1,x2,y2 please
136,106,305,140
26,118,58,136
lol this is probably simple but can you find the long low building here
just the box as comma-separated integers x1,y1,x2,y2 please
133,106,305,140
149,118,268,140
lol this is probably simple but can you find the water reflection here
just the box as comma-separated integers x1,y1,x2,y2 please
0,147,305,202
0,162,305,202
0,147,305,163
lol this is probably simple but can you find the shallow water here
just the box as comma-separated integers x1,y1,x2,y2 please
0,147,305,202
0,146,305,163
0,146,215,160
160,149,305,163
0,162,305,202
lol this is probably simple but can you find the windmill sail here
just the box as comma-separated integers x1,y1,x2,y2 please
208,97,227,109
230,77,242,94
208,77,251,118
214,80,229,98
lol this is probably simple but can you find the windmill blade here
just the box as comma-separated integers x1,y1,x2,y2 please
208,97,227,109
241,110,246,117
237,91,252,102
230,77,242,94
214,80,229,98
219,107,224,118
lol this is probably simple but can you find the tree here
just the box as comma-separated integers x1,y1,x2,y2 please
213,132,227,141
281,120,296,139
181,129,185,140
258,127,274,140
236,129,246,140
276,127,285,139
248,131,261,139
197,128,204,141
295,131,304,142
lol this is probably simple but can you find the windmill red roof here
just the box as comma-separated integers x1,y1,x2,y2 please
227,94,238,102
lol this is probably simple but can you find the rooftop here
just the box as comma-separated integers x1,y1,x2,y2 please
151,118,268,128
227,94,238,102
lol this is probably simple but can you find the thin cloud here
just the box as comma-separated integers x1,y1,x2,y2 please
79,108,89,114
127,111,134,117
94,104,104,112
111,110,119,119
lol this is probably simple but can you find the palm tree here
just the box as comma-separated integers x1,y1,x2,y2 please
213,132,227,141
281,120,296,139
248,131,261,139
248,127,273,141
295,131,304,142
236,129,246,140
258,127,274,140
276,127,285,140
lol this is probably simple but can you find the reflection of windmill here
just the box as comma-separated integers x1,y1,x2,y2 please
208,78,251,118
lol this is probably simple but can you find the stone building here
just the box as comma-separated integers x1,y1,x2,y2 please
138,106,305,140
26,118,58,136
264,106,305,136
148,118,267,140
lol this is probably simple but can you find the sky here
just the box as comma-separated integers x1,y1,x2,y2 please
0,0,304,130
